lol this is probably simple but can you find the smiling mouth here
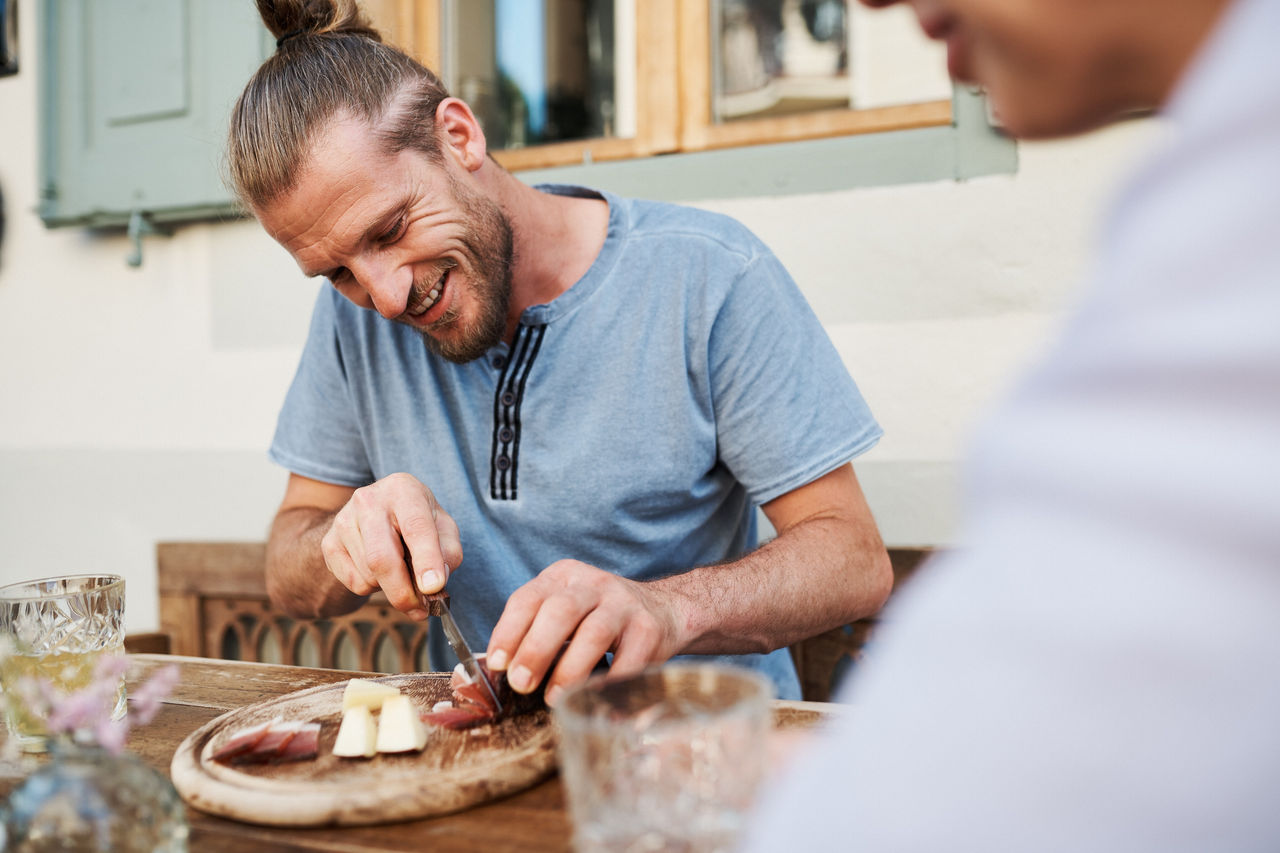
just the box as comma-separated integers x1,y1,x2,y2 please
406,269,448,319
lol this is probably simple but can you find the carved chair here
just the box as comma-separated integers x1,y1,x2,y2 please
157,542,433,673
154,542,935,701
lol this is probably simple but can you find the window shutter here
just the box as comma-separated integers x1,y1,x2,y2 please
39,0,270,229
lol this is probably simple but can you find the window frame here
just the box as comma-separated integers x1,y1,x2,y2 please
373,0,955,172
33,0,1009,248
672,0,951,155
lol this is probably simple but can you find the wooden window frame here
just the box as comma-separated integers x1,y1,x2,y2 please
673,1,951,154
371,0,952,173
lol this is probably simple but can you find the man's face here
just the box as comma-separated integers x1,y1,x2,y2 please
862,0,1219,138
257,116,514,364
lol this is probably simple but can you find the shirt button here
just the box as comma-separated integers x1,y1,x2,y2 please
496,455,511,471
500,391,516,406
491,355,507,370
498,427,514,443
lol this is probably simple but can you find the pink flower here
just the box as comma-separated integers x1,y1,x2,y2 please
128,663,180,726
23,654,180,756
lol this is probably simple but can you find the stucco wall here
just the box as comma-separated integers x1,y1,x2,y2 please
0,9,1158,634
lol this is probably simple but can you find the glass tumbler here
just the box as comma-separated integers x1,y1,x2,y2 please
554,662,774,853
0,574,127,752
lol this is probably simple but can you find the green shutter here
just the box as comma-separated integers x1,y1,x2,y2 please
38,0,271,229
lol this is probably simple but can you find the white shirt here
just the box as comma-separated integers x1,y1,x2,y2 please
744,0,1280,848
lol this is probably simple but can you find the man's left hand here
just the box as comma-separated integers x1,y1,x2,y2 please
484,560,685,706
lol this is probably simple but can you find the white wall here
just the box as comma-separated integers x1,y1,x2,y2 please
0,8,1158,634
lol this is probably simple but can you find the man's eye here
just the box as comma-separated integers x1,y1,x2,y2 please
379,217,405,243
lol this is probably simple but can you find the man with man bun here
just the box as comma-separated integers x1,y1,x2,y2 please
230,0,892,703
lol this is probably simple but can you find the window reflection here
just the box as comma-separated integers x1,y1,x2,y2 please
448,0,620,150
715,0,851,122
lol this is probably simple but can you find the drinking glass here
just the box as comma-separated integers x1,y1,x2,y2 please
0,574,127,752
554,662,773,853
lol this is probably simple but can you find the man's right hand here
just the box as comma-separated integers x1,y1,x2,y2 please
266,472,462,621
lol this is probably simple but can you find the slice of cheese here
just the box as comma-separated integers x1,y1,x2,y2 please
332,705,378,758
376,694,429,753
342,678,402,711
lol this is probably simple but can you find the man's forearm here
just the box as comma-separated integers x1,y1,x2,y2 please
265,506,369,618
653,514,893,656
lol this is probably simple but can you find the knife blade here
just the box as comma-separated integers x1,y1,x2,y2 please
409,558,503,716
433,593,503,716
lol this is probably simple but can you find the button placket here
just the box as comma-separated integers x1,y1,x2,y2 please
489,324,547,501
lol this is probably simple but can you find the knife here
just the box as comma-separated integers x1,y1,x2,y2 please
411,561,503,715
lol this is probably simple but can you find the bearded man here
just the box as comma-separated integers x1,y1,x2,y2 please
229,0,893,704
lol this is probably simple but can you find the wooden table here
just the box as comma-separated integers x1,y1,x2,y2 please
0,655,835,852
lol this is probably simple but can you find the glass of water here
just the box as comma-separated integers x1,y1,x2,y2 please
554,662,774,853
0,574,127,752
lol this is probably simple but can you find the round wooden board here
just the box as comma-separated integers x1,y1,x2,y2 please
171,673,556,827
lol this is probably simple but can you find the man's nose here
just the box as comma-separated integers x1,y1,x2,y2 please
349,257,408,319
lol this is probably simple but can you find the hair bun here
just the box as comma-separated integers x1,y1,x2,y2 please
255,0,381,47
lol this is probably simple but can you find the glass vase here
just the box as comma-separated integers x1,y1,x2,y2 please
2,739,188,852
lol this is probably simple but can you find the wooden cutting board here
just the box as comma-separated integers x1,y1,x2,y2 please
170,672,555,827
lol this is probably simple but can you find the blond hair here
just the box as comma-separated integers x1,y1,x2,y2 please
227,0,450,209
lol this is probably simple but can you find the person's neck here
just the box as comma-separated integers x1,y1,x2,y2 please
483,169,609,336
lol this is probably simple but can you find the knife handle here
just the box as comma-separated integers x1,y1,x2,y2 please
420,590,451,618
403,547,451,618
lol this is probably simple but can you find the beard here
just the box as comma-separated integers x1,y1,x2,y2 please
413,175,515,364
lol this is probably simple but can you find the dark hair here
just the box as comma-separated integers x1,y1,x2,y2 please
227,0,451,209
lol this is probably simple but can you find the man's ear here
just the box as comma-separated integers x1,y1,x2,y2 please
435,97,489,172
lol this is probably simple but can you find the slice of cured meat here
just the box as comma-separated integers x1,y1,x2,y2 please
212,718,321,765
422,655,547,730
420,703,492,730
276,722,321,762
210,718,277,762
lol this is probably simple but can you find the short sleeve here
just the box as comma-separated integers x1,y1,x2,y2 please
708,245,881,506
268,287,375,487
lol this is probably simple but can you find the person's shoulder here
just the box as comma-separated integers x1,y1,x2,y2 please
621,195,769,262
622,194,753,239
540,183,766,258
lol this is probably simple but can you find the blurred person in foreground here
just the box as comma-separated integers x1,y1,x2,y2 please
746,0,1280,849
227,0,892,704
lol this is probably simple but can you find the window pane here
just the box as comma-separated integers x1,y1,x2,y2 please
445,0,624,150
714,0,851,123
713,0,950,123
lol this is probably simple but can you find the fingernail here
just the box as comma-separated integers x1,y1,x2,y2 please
408,608,428,621
419,570,443,592
509,664,533,693
487,649,508,671
545,685,562,707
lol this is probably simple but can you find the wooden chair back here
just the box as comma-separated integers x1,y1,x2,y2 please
157,542,432,673
155,542,936,698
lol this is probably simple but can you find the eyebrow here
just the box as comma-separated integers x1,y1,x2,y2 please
303,198,410,280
